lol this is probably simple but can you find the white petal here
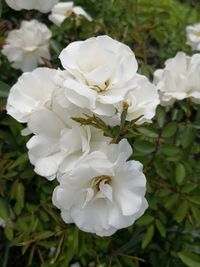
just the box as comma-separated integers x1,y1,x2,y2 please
28,109,65,137
99,182,113,202
64,79,97,109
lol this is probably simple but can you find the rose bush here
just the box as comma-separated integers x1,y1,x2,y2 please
0,0,200,267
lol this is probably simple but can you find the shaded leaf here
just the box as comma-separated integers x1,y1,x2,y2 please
142,224,154,249
175,163,186,185
136,214,154,226
137,127,158,138
162,122,177,138
134,140,155,154
174,201,189,223
155,219,166,237
0,81,10,98
178,251,200,267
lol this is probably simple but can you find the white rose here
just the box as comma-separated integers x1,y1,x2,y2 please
154,52,200,105
118,74,160,124
59,35,138,117
6,68,58,123
26,105,110,180
186,23,200,51
5,0,58,13
53,139,148,236
49,2,92,26
2,20,52,72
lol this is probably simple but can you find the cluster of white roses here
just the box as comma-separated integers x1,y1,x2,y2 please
3,1,92,72
3,0,200,236
152,22,200,106
6,35,162,236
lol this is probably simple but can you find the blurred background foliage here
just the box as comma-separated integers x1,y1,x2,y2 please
0,0,200,266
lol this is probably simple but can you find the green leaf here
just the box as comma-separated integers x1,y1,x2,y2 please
155,219,166,237
157,188,171,197
28,246,36,266
0,81,10,98
0,198,9,220
178,251,200,267
175,163,186,185
181,184,198,193
22,243,30,255
154,160,168,179
156,106,165,128
49,40,62,55
16,182,25,209
14,182,25,215
173,201,189,223
35,231,54,241
4,225,14,240
72,114,113,138
10,153,28,169
160,144,180,156
142,224,154,249
188,196,200,206
137,127,158,138
136,214,154,226
162,122,177,138
164,194,179,210
172,108,184,121
191,205,200,227
134,140,155,154
180,125,196,148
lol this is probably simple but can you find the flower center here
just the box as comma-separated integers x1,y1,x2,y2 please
82,175,113,208
65,10,73,17
89,80,110,93
91,175,112,192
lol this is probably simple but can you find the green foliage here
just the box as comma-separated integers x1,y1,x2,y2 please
0,0,200,267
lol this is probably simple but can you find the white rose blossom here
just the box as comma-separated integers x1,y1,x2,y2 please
58,35,138,117
53,139,148,236
26,106,110,180
5,0,58,13
186,23,200,51
154,52,200,105
2,20,52,72
6,68,58,123
49,2,92,26
118,74,160,125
